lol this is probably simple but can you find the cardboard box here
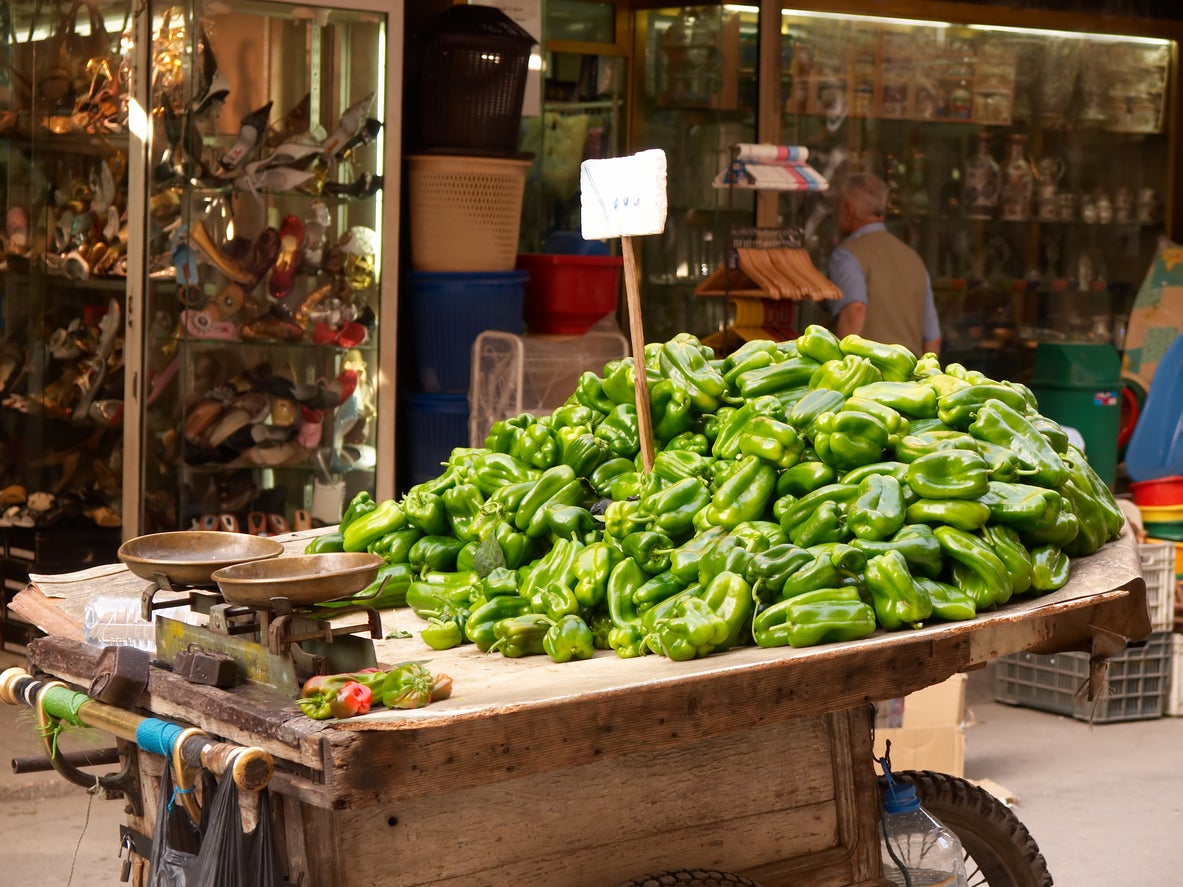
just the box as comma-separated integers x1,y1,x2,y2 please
873,674,968,776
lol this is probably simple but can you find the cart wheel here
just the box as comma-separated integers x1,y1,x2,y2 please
613,869,763,887
882,770,1053,887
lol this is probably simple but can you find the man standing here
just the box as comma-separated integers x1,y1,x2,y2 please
827,173,941,356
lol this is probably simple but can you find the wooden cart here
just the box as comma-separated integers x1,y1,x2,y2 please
14,526,1151,887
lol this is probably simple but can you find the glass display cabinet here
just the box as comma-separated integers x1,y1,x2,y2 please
0,0,133,633
627,2,1181,377
126,0,401,535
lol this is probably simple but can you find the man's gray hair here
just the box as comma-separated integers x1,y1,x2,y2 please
840,173,888,219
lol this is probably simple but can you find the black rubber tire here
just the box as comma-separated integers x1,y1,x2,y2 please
613,870,763,887
882,770,1054,887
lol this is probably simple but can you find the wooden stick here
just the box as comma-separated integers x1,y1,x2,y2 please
621,235,656,473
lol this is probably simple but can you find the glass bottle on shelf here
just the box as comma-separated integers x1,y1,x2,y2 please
963,133,1000,220
998,133,1034,222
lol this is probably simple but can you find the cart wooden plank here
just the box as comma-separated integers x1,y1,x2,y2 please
17,525,1149,887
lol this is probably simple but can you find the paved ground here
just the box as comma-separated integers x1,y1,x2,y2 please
3,647,1182,885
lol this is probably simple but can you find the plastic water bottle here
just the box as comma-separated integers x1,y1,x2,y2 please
83,593,198,653
879,767,968,887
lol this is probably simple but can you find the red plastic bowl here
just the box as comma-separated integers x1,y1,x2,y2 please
1130,476,1183,507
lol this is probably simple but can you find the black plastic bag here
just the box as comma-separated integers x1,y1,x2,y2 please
146,765,203,887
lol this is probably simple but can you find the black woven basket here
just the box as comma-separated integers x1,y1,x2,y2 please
412,5,536,154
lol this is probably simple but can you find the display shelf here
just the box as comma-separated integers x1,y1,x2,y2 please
128,0,401,536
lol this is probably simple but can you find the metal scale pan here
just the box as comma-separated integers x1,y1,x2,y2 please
118,531,286,588
211,553,383,608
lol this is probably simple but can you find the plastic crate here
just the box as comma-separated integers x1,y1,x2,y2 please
412,5,536,153
1166,635,1183,717
406,271,526,393
992,631,1171,723
516,253,623,335
407,154,532,272
1139,540,1176,632
401,393,470,489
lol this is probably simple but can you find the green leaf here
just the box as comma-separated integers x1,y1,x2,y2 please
473,535,507,577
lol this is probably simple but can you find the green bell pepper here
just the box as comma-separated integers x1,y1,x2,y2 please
747,543,815,600
789,499,848,547
406,571,478,619
665,431,710,454
470,453,541,496
668,526,728,583
1030,414,1070,454
481,566,522,598
838,334,916,382
622,530,674,575
979,481,1062,530
1063,444,1124,541
779,547,862,600
571,541,621,608
735,357,820,400
971,440,1021,482
559,431,610,479
533,582,581,621
340,491,378,534
797,324,845,364
774,482,861,535
633,569,688,611
642,476,711,540
602,498,648,539
548,403,602,431
573,371,616,414
699,456,777,531
647,595,729,660
731,520,789,549
659,335,728,412
367,527,422,563
738,415,805,469
697,534,765,586
650,378,693,442
408,535,466,574
905,448,990,500
544,614,596,663
777,460,837,497
518,537,584,605
850,523,943,579
936,383,1030,430
841,396,908,440
864,550,932,630
588,457,635,497
810,354,884,397
905,499,991,532
652,449,714,486
841,461,910,487
490,613,553,657
934,525,1012,608
465,594,533,652
508,421,560,471
403,490,449,537
595,402,641,458
342,497,406,552
711,395,784,460
543,504,599,543
1029,543,1071,592
700,570,755,650
847,473,907,542
914,577,977,622
513,464,578,534
852,381,938,419
1057,477,1110,558
812,410,891,471
752,587,878,648
894,430,978,462
441,483,485,544
967,399,1067,488
421,616,465,651
606,556,650,658
786,387,847,437
981,523,1033,595
329,561,414,610
305,531,345,554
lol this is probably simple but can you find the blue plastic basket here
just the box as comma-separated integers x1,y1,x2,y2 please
401,392,470,489
407,270,526,393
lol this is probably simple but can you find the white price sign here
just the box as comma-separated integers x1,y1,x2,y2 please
579,149,668,240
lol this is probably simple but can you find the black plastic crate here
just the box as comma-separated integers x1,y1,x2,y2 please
993,632,1171,723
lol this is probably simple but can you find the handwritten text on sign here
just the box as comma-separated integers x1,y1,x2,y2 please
580,149,669,240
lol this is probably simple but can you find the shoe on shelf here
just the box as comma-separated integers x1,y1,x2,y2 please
269,215,304,298
334,117,382,161
323,172,383,200
265,92,312,150
217,101,274,176
321,93,374,157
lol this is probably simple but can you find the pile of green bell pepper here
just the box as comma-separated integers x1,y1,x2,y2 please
299,329,1123,677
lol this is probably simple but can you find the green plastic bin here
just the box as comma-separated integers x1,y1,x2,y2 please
1028,342,1122,488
